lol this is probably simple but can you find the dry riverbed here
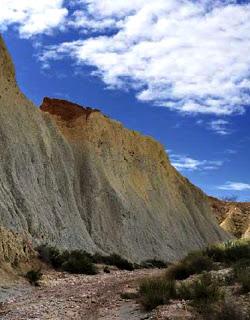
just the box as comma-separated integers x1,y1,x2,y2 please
0,268,162,320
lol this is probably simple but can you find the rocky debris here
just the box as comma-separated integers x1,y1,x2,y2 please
0,268,161,320
0,227,34,265
2,266,247,320
151,265,250,320
152,300,194,320
0,282,32,304
209,197,250,238
0,240,249,320
0,226,37,284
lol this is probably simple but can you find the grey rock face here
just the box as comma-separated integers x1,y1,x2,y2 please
0,35,230,262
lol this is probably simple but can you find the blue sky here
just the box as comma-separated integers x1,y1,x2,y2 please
1,0,250,200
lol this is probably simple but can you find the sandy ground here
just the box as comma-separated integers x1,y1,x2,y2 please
0,268,162,320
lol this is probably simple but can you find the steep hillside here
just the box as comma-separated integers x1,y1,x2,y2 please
0,35,230,263
209,196,250,238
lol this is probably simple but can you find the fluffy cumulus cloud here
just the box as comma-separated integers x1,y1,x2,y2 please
218,181,250,190
2,0,250,115
39,0,250,115
0,0,68,38
167,151,223,171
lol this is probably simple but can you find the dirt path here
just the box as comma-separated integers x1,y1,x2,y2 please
0,268,161,320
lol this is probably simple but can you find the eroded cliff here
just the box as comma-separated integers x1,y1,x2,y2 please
209,196,250,238
0,35,230,263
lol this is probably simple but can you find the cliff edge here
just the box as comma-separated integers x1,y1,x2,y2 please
0,35,230,263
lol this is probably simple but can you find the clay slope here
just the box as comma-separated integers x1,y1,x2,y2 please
209,197,250,238
0,35,230,263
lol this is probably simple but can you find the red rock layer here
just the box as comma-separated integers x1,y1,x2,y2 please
40,97,100,122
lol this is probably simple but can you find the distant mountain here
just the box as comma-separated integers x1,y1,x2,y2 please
209,196,250,239
0,35,229,263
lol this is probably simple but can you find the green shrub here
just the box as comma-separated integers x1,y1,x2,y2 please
104,254,134,271
26,269,43,286
191,273,224,305
166,253,213,280
61,250,97,275
37,246,97,275
237,268,250,293
166,262,191,280
233,258,250,274
120,292,139,300
139,276,176,311
177,273,224,306
141,259,167,269
55,250,71,267
219,271,235,286
205,240,250,265
37,245,67,269
133,263,142,269
87,252,134,270
103,266,110,273
37,245,135,272
231,257,250,293
177,281,193,300
91,252,105,264
211,300,250,320
204,245,225,262
37,245,58,264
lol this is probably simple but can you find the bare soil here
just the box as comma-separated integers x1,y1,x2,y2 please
0,268,161,320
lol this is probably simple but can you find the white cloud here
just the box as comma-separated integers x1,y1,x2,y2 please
208,119,231,135
0,0,68,38
167,151,223,171
2,1,250,115
40,0,250,115
225,149,237,154
196,118,232,135
218,181,250,191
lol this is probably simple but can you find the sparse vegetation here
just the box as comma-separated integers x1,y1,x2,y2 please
91,252,134,270
139,276,176,310
37,245,68,269
138,272,223,312
37,246,97,275
166,252,214,280
206,300,250,320
103,253,134,271
26,269,43,286
237,268,250,293
37,245,135,273
179,273,224,307
141,259,167,269
61,250,97,275
232,258,250,293
120,291,139,300
204,239,250,265
91,253,134,271
233,258,250,273
91,252,105,264
136,239,250,316
103,266,110,273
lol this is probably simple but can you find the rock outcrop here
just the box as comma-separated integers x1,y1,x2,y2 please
0,226,34,266
209,197,250,238
0,35,230,263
